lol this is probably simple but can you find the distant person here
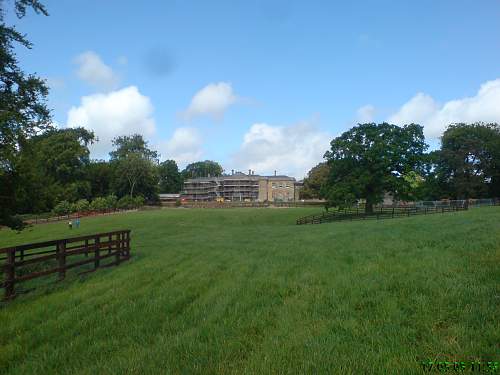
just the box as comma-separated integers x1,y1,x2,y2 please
68,220,73,229
75,218,80,228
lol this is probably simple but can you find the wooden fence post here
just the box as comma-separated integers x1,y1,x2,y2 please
4,248,16,300
115,233,121,265
58,240,66,280
94,237,100,269
108,234,112,254
126,231,130,259
85,239,89,257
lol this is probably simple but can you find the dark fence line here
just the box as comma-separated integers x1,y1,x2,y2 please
0,230,131,300
21,209,139,225
296,203,468,225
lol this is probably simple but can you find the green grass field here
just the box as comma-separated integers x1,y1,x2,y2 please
0,207,499,374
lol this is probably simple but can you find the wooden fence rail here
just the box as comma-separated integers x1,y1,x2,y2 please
0,230,131,300
296,204,469,225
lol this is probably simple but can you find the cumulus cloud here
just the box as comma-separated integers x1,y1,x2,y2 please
66,86,156,158
74,51,119,91
232,121,331,179
388,78,500,138
183,82,237,120
158,127,203,166
356,104,376,123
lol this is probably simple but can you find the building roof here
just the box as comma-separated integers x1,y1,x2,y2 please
184,174,296,183
159,193,181,198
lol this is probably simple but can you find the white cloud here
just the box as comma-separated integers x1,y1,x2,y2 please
74,51,119,91
158,127,203,166
388,79,500,138
356,104,376,123
232,121,331,179
183,82,237,120
66,86,156,158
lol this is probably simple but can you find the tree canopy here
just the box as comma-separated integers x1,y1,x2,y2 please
323,122,427,213
0,0,51,228
158,160,182,193
182,160,223,179
436,122,500,199
300,162,329,199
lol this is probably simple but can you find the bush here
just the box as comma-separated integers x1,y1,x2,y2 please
90,197,108,211
117,195,145,210
52,200,71,216
175,199,182,207
105,194,118,210
134,196,145,207
117,196,135,210
73,199,90,213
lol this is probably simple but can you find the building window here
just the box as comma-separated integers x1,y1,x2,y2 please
272,183,277,189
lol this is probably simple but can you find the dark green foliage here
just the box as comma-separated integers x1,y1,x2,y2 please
86,160,113,198
158,159,182,193
434,122,500,199
323,123,427,212
181,160,223,179
116,195,144,209
0,0,50,228
300,162,329,199
110,134,159,200
52,200,71,216
14,127,95,211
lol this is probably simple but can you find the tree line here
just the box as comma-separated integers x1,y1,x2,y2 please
301,122,500,213
1,1,499,227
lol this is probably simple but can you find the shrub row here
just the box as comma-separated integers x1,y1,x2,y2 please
52,195,145,216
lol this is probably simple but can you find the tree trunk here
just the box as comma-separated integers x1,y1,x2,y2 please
365,197,374,214
130,180,136,198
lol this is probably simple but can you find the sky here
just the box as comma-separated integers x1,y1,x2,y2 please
7,0,500,178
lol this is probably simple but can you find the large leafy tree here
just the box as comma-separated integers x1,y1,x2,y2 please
14,127,95,212
0,0,51,228
86,160,113,198
110,134,159,199
300,162,329,199
434,122,500,199
181,160,223,179
158,159,182,193
323,122,427,213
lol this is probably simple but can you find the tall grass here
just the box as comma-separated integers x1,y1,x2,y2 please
0,207,499,374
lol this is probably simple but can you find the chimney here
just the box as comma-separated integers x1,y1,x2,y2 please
231,169,234,175
274,170,277,176
248,169,251,176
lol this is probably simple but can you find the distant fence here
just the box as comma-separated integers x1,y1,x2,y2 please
19,209,139,225
296,201,470,225
0,230,131,300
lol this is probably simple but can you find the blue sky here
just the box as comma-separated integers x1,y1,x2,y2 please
8,0,500,177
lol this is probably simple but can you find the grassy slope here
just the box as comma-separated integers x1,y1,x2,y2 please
0,207,499,374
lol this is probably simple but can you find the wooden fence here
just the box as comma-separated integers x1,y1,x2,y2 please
0,230,131,300
296,204,468,225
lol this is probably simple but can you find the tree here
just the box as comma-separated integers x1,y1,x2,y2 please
14,127,94,211
0,0,51,228
158,159,182,193
434,122,500,199
323,123,427,213
182,160,223,179
109,134,159,161
110,134,159,199
86,160,113,198
300,162,330,199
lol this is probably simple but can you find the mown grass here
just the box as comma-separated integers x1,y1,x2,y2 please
0,207,499,374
